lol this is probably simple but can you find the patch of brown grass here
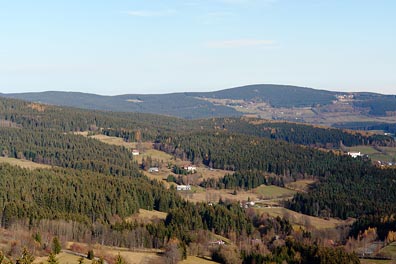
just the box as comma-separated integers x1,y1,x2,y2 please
34,252,94,264
285,180,316,192
90,134,136,149
255,207,352,230
195,167,228,181
183,188,260,204
65,242,164,264
0,157,52,170
125,209,167,223
181,256,219,264
27,103,46,112
253,185,296,199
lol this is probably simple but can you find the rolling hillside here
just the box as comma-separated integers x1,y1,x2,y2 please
1,84,337,118
2,84,396,129
0,91,242,119
188,84,336,107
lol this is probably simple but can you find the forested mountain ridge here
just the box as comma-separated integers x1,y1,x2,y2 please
188,84,336,107
1,96,392,149
3,84,396,127
0,90,242,119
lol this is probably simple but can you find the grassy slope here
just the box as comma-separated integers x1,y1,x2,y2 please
360,260,393,264
125,209,167,223
33,252,93,264
181,256,219,264
285,179,316,192
253,185,296,199
379,242,396,259
348,146,396,162
0,157,52,170
255,207,349,230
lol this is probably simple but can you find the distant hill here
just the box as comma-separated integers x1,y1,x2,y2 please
0,84,336,119
188,84,336,107
0,91,241,119
2,84,396,124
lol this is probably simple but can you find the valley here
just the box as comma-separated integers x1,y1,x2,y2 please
0,94,395,264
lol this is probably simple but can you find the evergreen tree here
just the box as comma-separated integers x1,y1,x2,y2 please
47,253,59,264
16,248,35,264
52,237,61,254
78,257,84,264
115,254,125,264
87,250,94,260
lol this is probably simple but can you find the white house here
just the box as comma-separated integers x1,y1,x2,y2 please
348,152,362,158
132,149,139,156
176,185,191,191
209,240,225,245
183,165,197,172
148,167,159,173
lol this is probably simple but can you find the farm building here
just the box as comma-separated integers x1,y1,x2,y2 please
176,185,191,191
132,149,140,156
183,164,197,172
148,167,159,173
347,152,362,158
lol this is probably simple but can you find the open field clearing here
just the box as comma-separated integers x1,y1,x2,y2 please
105,250,162,264
348,146,381,155
348,146,396,163
253,185,296,199
181,187,261,203
125,209,167,223
255,207,351,230
378,241,396,259
83,133,174,163
142,169,171,183
34,248,219,264
180,256,219,264
360,259,393,264
34,252,93,264
89,134,136,149
0,157,52,170
195,167,228,181
285,179,316,192
81,133,232,182
181,184,298,204
64,242,164,264
139,148,174,164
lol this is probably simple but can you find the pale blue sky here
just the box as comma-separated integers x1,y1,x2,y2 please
1,0,395,95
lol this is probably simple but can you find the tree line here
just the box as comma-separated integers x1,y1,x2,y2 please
0,127,140,177
0,163,183,226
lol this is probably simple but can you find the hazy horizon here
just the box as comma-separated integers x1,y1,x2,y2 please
1,0,395,95
1,83,395,97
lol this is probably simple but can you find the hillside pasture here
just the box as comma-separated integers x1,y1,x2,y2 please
139,148,174,164
64,242,164,264
125,209,167,223
378,241,396,259
360,259,393,264
33,252,93,264
89,134,136,149
181,184,298,204
86,133,174,164
0,157,52,170
181,256,219,264
253,185,296,199
195,167,229,181
285,179,316,192
181,186,261,203
255,207,350,230
348,145,396,163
